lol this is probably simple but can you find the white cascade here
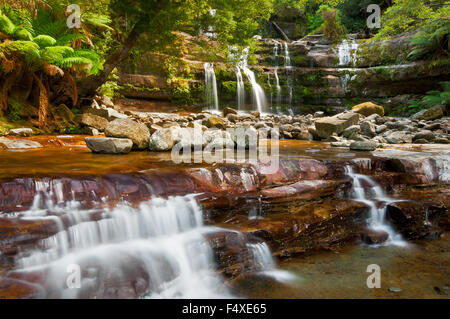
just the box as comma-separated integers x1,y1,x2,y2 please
236,66,245,110
283,42,294,115
344,165,406,247
204,62,219,111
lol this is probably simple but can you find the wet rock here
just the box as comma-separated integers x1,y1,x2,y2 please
0,277,45,299
331,141,351,147
105,118,150,150
349,141,376,151
0,138,42,149
314,112,359,138
8,128,33,137
203,116,226,129
79,113,109,131
423,122,442,131
411,106,443,121
260,180,335,199
85,137,133,154
360,229,389,245
413,138,429,144
222,107,238,117
351,102,384,117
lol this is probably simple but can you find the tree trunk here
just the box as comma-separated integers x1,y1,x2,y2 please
77,27,141,99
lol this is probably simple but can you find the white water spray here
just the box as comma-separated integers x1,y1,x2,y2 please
236,66,245,110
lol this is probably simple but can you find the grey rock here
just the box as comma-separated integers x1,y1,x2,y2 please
411,106,444,121
360,121,376,137
105,118,150,149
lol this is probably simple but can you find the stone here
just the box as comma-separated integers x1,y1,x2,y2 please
360,229,389,245
385,131,413,144
86,107,128,121
0,138,42,149
314,111,324,118
226,113,239,123
222,107,238,117
99,95,115,109
233,126,258,149
360,121,376,137
79,113,109,131
342,125,361,138
294,130,312,141
365,114,381,122
314,112,359,138
349,141,377,151
105,118,150,149
411,106,443,121
148,127,181,151
81,127,100,136
203,129,235,149
423,123,442,131
351,102,384,117
8,128,33,137
413,138,429,144
376,124,387,134
331,141,351,147
434,137,450,144
388,287,402,293
203,116,226,129
85,137,133,154
413,130,435,142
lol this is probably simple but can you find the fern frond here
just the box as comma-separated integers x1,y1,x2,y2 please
55,33,85,46
33,35,57,48
0,14,15,35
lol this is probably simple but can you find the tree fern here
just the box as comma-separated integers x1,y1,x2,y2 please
13,27,33,41
0,40,41,67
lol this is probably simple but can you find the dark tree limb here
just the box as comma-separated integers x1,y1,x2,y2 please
272,21,290,42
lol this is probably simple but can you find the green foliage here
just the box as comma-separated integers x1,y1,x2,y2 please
0,14,15,35
408,19,450,61
33,35,57,48
407,82,450,113
374,0,448,41
314,5,346,42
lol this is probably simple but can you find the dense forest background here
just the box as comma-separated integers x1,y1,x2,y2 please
0,0,448,133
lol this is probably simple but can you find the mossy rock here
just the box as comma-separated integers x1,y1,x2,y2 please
351,102,384,117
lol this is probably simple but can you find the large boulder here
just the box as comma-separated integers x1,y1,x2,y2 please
351,102,384,117
411,106,444,121
79,113,108,131
105,118,150,149
85,137,133,154
385,131,413,144
314,112,359,138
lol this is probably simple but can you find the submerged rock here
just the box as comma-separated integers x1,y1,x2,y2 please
360,229,389,245
85,137,133,154
105,118,150,149
0,138,42,149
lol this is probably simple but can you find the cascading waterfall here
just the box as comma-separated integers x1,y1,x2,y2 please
344,165,406,247
273,42,282,113
239,47,268,114
204,62,219,111
283,42,294,115
11,187,289,298
236,66,245,110
337,39,359,67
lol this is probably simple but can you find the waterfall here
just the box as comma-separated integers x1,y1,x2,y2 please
337,39,359,67
344,165,406,247
237,47,268,114
236,66,245,110
283,42,294,115
10,187,290,298
273,42,282,113
204,62,219,111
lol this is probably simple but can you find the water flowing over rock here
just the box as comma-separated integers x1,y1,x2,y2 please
204,63,219,111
